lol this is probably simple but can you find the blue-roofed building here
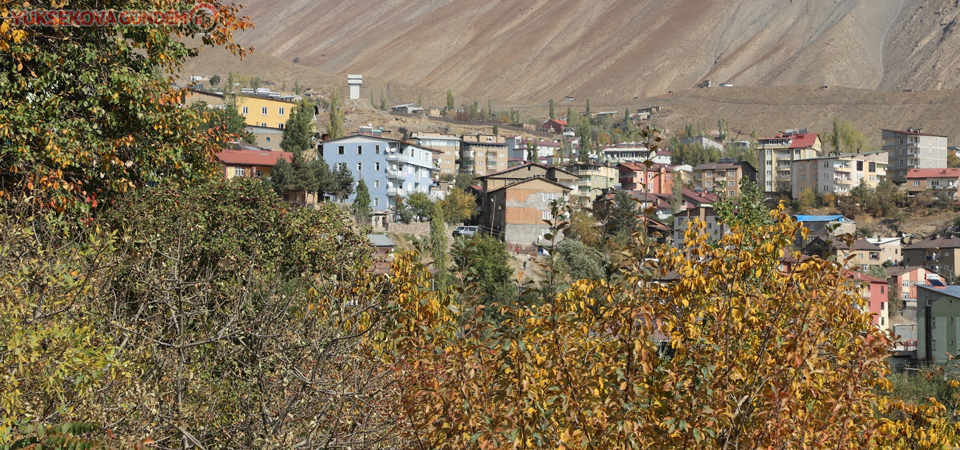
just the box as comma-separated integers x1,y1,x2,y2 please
793,214,857,247
318,135,439,214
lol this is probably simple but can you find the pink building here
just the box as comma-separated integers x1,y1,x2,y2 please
617,162,674,194
845,271,889,332
886,266,937,309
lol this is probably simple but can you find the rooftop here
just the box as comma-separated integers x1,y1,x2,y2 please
905,168,960,179
214,149,293,167
918,284,960,299
882,128,948,138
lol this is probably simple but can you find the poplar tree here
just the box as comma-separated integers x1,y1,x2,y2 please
328,89,345,139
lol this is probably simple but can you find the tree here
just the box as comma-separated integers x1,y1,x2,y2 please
446,90,455,112
795,187,820,212
209,74,222,87
430,202,449,288
331,162,355,202
452,234,516,309
549,99,555,119
493,124,499,136
585,98,591,118
0,1,252,213
98,180,395,448
555,239,603,282
439,189,477,225
353,179,371,225
385,202,959,449
949,152,960,168
281,99,316,154
604,190,639,236
249,76,263,90
192,101,256,145
328,89,345,139
671,178,685,214
889,281,904,317
827,116,873,154
527,141,539,162
406,192,434,221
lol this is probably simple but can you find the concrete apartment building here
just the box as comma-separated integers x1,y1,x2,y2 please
883,128,948,184
790,150,888,198
460,133,508,176
480,177,573,246
617,162,675,194
691,160,757,197
887,266,938,309
757,130,822,194
917,282,960,364
408,131,460,177
564,160,618,201
318,135,438,212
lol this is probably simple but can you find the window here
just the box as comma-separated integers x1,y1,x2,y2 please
255,170,263,178
881,286,885,294
241,106,248,114
338,146,345,155
542,210,553,220
261,107,268,115
234,168,245,177
278,123,284,130
542,193,558,202
913,180,920,186
357,162,362,171
376,145,381,154
869,162,876,172
728,190,734,197
358,146,362,155
375,162,380,171
374,180,379,189
278,107,285,115
373,198,379,207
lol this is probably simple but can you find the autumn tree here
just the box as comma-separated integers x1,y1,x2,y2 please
430,202,449,288
191,101,256,145
328,89,345,139
384,202,960,449
0,0,252,213
439,188,477,225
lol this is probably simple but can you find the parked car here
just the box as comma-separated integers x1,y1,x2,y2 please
452,226,479,237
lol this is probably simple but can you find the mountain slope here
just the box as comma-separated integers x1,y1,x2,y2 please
232,0,958,101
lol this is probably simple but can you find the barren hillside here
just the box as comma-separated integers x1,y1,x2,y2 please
225,0,960,102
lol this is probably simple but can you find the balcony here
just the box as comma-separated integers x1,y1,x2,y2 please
834,178,853,185
387,170,407,180
386,153,400,162
834,165,852,172
386,187,405,196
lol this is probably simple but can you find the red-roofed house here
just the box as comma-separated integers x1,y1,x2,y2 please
757,130,822,194
617,162,674,194
214,149,293,180
541,119,568,134
905,168,960,199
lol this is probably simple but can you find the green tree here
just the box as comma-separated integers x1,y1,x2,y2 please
549,99,555,119
209,74,221,87
585,98,591,118
353,179,371,225
331,162,355,201
671,178,685,214
493,124,499,136
281,99,316,154
406,192,434,221
555,239,603,282
827,116,873,154
328,89,345,139
249,76,263,90
527,140,539,162
192,101,256,145
795,187,820,212
453,234,516,309
949,152,960,168
604,190,639,237
446,90,455,111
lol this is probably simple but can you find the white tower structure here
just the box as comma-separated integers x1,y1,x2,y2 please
347,74,362,100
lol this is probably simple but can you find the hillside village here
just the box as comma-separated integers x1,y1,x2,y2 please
179,73,960,370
